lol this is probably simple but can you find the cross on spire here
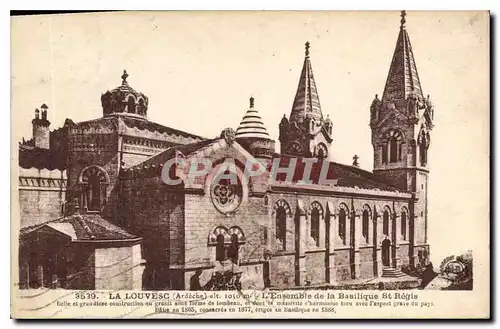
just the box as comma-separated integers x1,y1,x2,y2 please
305,41,310,58
121,70,129,85
381,10,423,103
400,10,406,28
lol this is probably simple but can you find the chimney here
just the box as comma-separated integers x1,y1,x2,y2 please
32,104,51,149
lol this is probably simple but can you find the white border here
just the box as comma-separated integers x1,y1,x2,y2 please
4,0,497,327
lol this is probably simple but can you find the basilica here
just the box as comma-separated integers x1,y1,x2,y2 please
17,12,434,290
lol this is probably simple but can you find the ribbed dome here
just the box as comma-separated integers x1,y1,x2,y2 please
101,70,149,118
235,97,270,139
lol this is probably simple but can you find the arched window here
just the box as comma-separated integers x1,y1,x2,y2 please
208,226,245,263
79,166,109,212
311,208,320,247
389,137,398,163
110,100,117,113
138,98,145,115
274,199,291,250
276,207,287,250
127,97,136,113
216,234,226,262
316,143,328,159
384,129,404,163
338,205,347,245
418,128,430,167
227,233,239,264
401,211,407,240
420,146,427,166
383,209,390,236
362,209,370,243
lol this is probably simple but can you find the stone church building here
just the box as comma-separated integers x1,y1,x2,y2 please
17,12,434,290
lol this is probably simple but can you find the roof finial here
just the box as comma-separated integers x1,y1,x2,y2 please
249,96,255,108
121,70,129,85
400,10,407,29
305,41,310,58
353,154,360,167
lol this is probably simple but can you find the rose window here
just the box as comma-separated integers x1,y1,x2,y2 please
210,174,243,214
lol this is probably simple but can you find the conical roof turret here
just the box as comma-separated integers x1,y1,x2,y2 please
235,97,270,139
289,42,323,125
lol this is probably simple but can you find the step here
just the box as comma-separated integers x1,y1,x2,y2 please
382,267,407,278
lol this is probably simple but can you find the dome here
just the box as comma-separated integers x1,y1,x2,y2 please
235,97,270,139
101,70,149,118
235,97,275,159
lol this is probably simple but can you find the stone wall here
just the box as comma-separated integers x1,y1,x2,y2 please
305,251,326,284
18,168,66,228
359,246,375,279
66,245,95,290
120,171,182,290
95,244,143,290
183,193,268,268
269,253,295,288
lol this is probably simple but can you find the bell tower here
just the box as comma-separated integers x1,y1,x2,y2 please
370,11,435,262
279,42,333,160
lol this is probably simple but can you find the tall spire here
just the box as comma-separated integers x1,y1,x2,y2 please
382,11,424,105
235,97,270,139
289,42,323,124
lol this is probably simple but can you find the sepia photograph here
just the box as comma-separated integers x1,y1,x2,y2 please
10,10,489,319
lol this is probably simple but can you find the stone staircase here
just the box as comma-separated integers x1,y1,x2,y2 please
382,267,406,278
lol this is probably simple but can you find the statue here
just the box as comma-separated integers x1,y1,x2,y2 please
424,94,434,123
220,128,236,146
370,94,381,122
406,93,419,117
324,114,333,136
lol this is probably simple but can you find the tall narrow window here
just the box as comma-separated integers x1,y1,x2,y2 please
215,234,226,262
311,208,320,247
401,211,407,240
389,137,398,163
362,209,369,243
276,207,286,250
80,166,109,212
383,210,389,236
227,234,239,263
420,145,427,166
339,208,346,245
127,97,136,113
382,145,388,164
87,174,101,211
383,129,404,164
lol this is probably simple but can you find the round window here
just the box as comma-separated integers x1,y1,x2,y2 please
210,172,243,214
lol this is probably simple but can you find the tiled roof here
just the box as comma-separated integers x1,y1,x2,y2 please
289,42,323,124
20,213,140,242
128,138,217,170
18,146,66,170
272,155,403,192
382,13,424,104
121,116,205,141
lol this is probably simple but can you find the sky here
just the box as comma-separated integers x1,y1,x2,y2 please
11,11,489,266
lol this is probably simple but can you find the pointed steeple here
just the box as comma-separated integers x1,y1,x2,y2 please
289,42,323,124
382,11,424,105
235,97,270,139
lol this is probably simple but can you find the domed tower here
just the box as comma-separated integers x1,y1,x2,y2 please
235,97,275,160
101,70,149,119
